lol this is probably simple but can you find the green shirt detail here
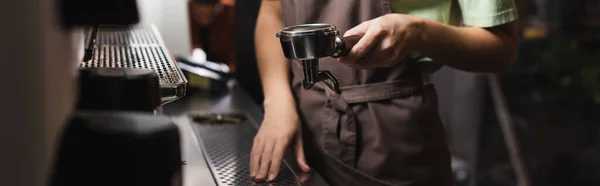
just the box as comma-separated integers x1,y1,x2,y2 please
390,0,519,73
390,0,519,27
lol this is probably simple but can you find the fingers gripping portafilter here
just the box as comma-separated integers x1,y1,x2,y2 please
276,24,359,93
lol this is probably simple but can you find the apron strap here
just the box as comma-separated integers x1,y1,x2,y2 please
322,78,423,167
340,79,423,104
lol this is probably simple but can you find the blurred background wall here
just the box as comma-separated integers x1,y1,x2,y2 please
137,0,192,57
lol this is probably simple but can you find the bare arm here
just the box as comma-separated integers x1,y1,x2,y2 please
415,19,519,73
251,0,310,182
340,15,518,73
254,0,293,104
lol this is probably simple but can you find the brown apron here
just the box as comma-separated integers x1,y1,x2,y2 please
282,0,453,186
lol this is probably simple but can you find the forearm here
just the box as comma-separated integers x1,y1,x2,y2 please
414,18,519,73
255,1,294,105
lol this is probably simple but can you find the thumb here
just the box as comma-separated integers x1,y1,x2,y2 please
344,20,371,37
294,129,310,172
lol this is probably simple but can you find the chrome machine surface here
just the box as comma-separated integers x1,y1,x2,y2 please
79,24,188,104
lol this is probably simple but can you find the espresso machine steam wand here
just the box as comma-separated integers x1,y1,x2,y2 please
276,24,360,93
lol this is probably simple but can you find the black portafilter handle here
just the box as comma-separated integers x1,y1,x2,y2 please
332,35,362,58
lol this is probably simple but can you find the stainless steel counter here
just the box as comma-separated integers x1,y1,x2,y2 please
164,80,329,186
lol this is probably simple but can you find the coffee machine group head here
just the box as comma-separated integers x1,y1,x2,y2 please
276,23,359,93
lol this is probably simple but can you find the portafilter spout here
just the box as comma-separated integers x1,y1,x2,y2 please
276,23,360,93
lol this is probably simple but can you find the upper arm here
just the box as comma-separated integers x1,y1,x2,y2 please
456,0,519,28
457,0,519,49
486,21,519,62
455,0,520,66
255,0,283,41
258,0,282,19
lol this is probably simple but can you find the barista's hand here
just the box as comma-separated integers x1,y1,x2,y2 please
338,14,424,69
250,98,311,182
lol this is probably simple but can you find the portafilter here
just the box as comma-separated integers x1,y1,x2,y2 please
276,23,360,93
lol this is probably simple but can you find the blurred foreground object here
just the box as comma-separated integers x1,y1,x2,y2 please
50,112,182,186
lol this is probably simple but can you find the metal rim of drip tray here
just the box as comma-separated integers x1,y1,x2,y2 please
189,111,303,186
78,24,188,105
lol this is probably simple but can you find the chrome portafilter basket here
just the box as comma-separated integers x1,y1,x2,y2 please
276,23,360,93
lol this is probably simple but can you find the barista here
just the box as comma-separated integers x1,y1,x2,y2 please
250,0,519,185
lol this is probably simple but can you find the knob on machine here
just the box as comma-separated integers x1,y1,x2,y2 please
276,23,360,93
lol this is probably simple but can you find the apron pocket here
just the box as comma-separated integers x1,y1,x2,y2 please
325,80,425,171
352,84,451,185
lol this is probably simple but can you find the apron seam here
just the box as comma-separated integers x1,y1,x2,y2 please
322,151,397,186
344,88,420,104
340,79,421,90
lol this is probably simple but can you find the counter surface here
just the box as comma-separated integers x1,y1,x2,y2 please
164,80,329,186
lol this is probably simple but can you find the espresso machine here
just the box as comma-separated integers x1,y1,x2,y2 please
0,0,186,185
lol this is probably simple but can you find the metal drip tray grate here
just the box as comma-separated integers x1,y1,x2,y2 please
79,24,186,103
192,113,299,186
